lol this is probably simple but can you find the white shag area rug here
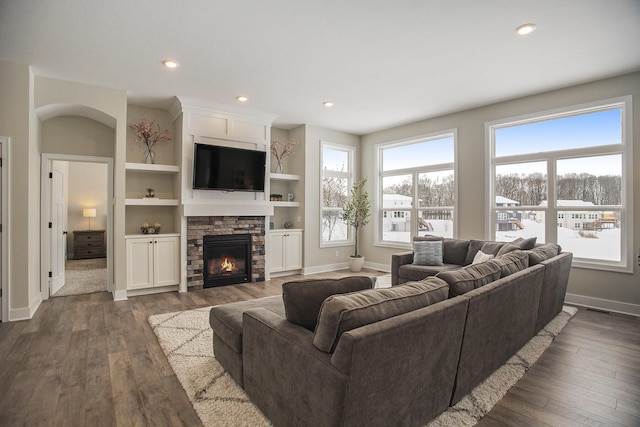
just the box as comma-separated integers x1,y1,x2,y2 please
52,268,108,297
149,301,577,427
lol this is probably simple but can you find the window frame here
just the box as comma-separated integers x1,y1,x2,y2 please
485,96,633,273
319,141,355,248
374,129,458,249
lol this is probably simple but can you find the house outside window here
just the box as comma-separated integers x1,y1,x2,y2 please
487,97,633,272
320,142,354,246
375,130,457,246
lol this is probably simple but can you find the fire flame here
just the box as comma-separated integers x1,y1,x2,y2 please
221,258,234,272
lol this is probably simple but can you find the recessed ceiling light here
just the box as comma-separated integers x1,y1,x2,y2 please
323,101,334,107
236,96,249,102
162,59,180,68
516,23,536,35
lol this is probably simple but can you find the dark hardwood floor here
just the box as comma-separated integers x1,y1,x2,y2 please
0,270,638,426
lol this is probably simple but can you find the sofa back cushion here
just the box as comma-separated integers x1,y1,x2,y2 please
313,277,449,353
512,237,537,250
282,276,375,331
479,241,507,256
414,235,470,265
464,240,486,265
526,243,561,265
436,260,502,297
492,250,530,278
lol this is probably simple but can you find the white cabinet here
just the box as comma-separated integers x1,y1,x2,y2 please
126,234,179,290
269,230,303,273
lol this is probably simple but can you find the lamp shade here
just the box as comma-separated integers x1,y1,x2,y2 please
83,208,97,218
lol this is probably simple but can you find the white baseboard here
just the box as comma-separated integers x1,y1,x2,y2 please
565,293,640,317
302,262,389,276
112,289,128,301
364,261,390,273
9,295,42,321
126,285,179,298
303,262,348,275
270,269,303,278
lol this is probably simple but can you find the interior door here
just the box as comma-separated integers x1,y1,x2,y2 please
0,140,3,319
50,161,67,294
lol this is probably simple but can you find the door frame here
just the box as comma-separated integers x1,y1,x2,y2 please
41,153,114,300
1,137,10,322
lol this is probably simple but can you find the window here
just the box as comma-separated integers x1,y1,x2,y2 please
321,142,354,246
488,97,633,272
376,131,456,246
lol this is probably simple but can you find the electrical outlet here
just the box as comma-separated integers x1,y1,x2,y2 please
335,250,339,257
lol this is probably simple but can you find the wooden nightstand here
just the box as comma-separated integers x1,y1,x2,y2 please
74,230,105,259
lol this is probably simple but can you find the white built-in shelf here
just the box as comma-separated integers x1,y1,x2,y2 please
126,163,180,174
125,198,179,206
270,172,300,181
271,201,300,208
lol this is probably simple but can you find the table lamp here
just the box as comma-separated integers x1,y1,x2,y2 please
83,208,96,230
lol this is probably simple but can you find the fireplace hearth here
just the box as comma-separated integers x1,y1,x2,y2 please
203,234,252,288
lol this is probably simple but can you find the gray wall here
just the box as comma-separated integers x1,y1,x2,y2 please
361,71,640,312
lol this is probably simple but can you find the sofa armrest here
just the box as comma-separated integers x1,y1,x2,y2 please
391,251,414,285
242,308,348,427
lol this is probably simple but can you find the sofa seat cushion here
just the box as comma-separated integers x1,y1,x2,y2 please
313,277,449,353
398,263,461,282
209,295,285,353
436,261,502,297
282,276,375,331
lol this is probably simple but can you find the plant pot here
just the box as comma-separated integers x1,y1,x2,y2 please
347,256,365,272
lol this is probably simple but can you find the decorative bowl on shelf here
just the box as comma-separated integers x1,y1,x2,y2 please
141,226,160,234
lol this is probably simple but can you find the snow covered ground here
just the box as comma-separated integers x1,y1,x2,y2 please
383,219,620,261
497,219,620,261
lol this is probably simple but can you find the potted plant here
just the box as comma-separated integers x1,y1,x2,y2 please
342,178,371,272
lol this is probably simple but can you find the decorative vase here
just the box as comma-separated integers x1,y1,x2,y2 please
144,148,156,164
347,256,365,272
274,158,283,173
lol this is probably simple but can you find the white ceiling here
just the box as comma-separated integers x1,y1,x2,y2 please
1,0,639,135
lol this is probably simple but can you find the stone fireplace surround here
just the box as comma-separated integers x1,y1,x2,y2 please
186,216,266,291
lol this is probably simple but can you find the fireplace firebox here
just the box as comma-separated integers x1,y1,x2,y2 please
203,234,252,288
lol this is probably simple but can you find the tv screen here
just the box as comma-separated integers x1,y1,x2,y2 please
192,143,266,192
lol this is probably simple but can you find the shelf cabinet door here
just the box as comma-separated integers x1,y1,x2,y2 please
126,235,179,289
269,233,286,273
283,231,302,270
126,237,154,290
269,230,302,273
154,236,180,287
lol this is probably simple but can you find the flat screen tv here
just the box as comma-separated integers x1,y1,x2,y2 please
192,143,266,192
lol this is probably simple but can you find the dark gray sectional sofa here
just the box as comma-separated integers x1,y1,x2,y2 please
209,238,573,427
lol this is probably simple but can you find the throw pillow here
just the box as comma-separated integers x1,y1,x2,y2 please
313,277,449,353
413,240,444,266
282,276,375,331
472,250,494,264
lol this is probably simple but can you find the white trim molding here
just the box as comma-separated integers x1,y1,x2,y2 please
565,293,640,317
10,295,42,322
1,137,10,322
